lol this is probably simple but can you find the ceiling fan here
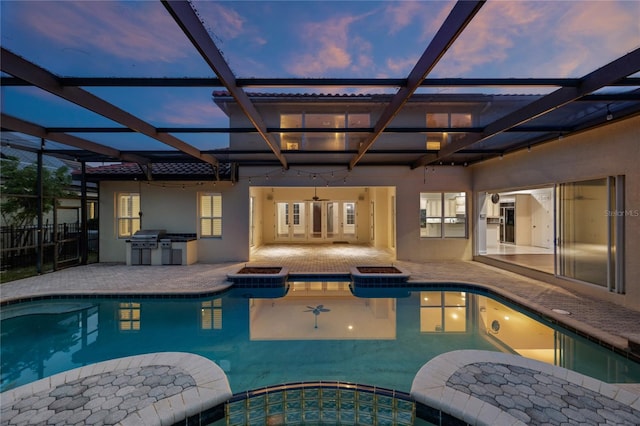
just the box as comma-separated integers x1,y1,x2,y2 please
305,187,330,201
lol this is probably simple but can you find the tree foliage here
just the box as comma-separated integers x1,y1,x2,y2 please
1,156,72,227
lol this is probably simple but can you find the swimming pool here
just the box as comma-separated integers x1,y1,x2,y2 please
2,282,639,394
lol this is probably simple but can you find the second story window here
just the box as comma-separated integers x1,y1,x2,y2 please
281,114,303,150
280,112,370,151
426,112,472,150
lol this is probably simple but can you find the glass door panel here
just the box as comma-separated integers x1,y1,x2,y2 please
278,199,357,242
249,197,255,246
311,202,322,239
276,202,289,240
326,202,339,239
276,202,306,240
557,178,610,287
342,202,356,238
291,202,306,239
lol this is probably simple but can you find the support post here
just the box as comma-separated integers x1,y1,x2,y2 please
36,139,44,274
81,162,88,265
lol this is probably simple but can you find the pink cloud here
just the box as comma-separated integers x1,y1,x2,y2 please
432,1,639,79
289,45,352,76
254,37,268,47
192,2,246,40
383,1,430,35
548,1,640,77
386,55,420,75
381,1,455,77
383,0,454,40
21,2,192,63
351,36,374,72
433,1,546,77
286,13,375,76
154,99,227,126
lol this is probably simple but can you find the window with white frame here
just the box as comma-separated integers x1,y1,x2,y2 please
117,193,140,238
420,192,467,238
283,203,301,225
345,203,355,225
200,193,222,237
292,203,300,225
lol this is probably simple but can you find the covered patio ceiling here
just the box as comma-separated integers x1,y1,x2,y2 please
1,0,639,175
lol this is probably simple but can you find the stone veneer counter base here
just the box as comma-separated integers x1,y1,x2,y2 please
0,352,232,426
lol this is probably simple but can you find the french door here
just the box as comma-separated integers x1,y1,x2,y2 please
276,200,356,241
276,202,307,241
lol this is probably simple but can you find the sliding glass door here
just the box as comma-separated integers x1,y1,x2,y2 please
556,177,622,291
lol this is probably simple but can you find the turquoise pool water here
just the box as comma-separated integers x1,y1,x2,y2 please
2,283,639,394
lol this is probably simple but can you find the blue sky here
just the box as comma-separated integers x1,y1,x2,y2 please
1,0,639,151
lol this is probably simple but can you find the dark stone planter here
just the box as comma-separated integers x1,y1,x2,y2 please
227,266,289,287
350,266,410,286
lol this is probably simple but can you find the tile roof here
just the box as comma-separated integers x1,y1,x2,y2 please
212,90,378,99
79,162,233,181
211,90,538,100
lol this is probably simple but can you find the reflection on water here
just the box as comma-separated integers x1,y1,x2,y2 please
2,285,639,393
250,282,396,340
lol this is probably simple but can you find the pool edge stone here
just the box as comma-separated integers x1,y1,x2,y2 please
410,349,640,426
0,352,232,426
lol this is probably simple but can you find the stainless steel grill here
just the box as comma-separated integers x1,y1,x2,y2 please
128,230,195,265
130,229,166,249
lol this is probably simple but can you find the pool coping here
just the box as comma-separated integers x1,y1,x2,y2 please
0,352,232,426
411,349,640,426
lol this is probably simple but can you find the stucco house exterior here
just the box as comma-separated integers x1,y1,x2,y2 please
86,92,640,311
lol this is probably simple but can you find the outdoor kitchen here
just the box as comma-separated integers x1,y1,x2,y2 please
126,230,197,266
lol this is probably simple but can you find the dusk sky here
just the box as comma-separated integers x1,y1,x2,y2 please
1,0,639,151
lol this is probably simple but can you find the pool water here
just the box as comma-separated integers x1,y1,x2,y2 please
2,283,639,394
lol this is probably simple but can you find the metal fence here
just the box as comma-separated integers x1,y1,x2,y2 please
0,223,99,272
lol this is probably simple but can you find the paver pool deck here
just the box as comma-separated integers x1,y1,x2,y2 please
1,244,639,425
